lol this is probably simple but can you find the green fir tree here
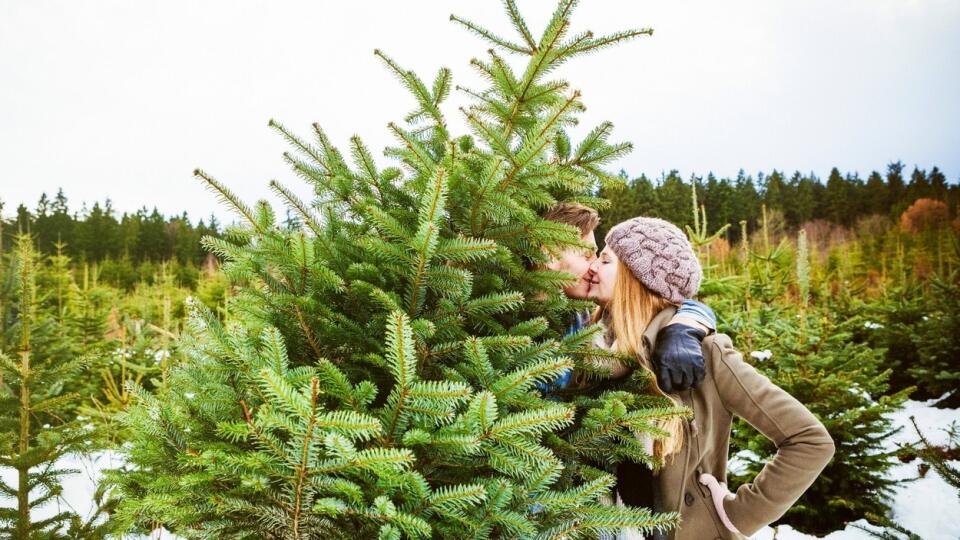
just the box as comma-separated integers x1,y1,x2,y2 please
0,235,108,539
719,229,913,534
108,2,689,539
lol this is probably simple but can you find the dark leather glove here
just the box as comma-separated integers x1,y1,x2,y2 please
652,323,707,393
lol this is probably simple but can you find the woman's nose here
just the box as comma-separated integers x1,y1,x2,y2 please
587,259,600,273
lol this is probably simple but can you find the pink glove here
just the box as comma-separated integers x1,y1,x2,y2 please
699,473,741,535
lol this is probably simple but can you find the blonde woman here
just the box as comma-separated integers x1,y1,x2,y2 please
585,217,835,540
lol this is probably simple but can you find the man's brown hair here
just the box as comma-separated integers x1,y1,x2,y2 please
542,202,600,236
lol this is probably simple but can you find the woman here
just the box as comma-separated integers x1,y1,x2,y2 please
586,217,835,540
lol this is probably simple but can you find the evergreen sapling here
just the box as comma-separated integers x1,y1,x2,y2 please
0,235,109,539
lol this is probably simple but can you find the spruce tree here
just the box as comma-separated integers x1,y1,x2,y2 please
718,228,913,534
0,235,106,539
725,303,911,533
109,2,688,539
866,274,960,403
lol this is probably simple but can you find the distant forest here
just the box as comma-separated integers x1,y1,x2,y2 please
598,162,959,241
0,189,224,289
3,161,957,285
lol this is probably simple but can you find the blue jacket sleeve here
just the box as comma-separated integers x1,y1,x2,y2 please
536,310,590,396
676,299,716,331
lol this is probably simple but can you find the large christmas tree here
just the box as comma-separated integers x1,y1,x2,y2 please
109,2,689,538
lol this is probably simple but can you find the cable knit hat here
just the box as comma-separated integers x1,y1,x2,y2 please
604,217,702,303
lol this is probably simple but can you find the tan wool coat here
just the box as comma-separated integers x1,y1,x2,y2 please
619,307,836,540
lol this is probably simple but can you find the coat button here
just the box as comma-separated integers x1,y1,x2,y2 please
684,492,695,506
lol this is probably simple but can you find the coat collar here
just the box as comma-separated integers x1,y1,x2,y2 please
595,304,680,362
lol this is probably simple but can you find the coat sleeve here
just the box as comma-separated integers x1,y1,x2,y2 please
707,334,835,536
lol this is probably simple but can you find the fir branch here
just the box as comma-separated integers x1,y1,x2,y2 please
522,80,570,106
407,168,449,315
195,169,265,234
269,118,329,173
503,0,537,52
567,28,654,56
349,135,385,203
449,15,531,55
269,179,324,237
431,67,452,107
386,311,417,391
388,122,436,173
462,109,515,163
434,236,497,263
502,5,571,137
365,206,412,244
292,304,325,361
491,357,573,402
486,406,573,439
291,377,321,538
375,49,448,137
311,123,351,175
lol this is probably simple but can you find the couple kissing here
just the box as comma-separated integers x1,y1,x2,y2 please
537,203,835,540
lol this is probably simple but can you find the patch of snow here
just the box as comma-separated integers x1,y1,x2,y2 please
750,349,773,361
750,522,875,539
886,395,958,448
728,449,762,476
153,349,170,364
0,451,121,525
149,526,180,539
748,394,960,539
846,385,873,401
0,450,180,539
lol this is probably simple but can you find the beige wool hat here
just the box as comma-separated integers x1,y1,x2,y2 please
604,216,702,303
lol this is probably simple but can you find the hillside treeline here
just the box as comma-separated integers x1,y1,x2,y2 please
598,162,959,241
1,190,223,288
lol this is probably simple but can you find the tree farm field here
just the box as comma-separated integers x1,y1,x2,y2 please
2,1,959,539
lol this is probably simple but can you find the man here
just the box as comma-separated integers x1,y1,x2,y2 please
537,203,714,394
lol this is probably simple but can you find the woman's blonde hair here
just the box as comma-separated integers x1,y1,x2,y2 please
593,258,686,460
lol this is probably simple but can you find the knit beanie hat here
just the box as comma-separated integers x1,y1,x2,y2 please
604,217,702,304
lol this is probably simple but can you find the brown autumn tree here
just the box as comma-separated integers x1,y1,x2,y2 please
900,198,949,234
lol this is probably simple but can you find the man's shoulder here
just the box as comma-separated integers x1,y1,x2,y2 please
572,308,592,327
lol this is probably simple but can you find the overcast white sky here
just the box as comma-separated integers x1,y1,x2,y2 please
2,0,959,223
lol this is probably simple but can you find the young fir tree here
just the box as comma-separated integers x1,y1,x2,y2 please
719,228,912,535
725,302,911,534
41,240,117,408
865,273,960,405
110,2,688,539
0,234,108,539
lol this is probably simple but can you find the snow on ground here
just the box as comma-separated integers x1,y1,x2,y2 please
750,395,960,540
0,449,122,524
2,397,958,539
0,450,166,539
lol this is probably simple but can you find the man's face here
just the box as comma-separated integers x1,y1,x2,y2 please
544,230,598,300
